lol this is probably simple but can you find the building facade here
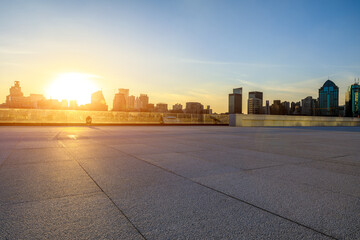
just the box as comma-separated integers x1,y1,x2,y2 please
247,91,263,114
5,81,46,109
229,88,242,114
301,96,313,116
203,105,212,114
172,103,183,113
318,80,339,116
345,82,360,117
155,103,168,112
113,89,127,111
139,94,149,109
128,95,135,110
186,102,204,114
89,90,108,111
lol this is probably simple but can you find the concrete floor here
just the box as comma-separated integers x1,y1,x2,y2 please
0,126,359,239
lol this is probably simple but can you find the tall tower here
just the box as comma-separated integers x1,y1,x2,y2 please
318,79,339,116
118,88,129,109
345,81,360,117
248,91,263,114
6,81,25,108
139,94,149,109
91,90,108,111
229,88,242,114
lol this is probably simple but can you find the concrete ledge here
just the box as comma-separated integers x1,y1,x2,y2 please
0,108,229,125
0,123,228,127
229,114,360,127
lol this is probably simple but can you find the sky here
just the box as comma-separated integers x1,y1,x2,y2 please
1,0,360,113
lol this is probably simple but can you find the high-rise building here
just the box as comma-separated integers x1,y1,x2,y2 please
203,105,212,114
9,81,23,96
282,101,291,115
139,94,149,109
318,79,339,116
90,90,108,111
293,101,302,115
270,100,288,115
345,80,360,117
185,102,204,114
37,99,58,109
6,81,27,108
155,103,168,112
128,95,135,110
118,89,129,98
301,96,313,116
248,91,263,114
117,88,129,109
248,98,261,114
172,103,183,113
61,99,68,109
147,103,155,112
135,97,141,110
69,100,78,109
113,90,127,111
249,91,263,102
339,105,345,117
229,88,242,114
5,81,46,109
313,99,319,116
270,100,281,115
263,100,270,114
29,94,45,108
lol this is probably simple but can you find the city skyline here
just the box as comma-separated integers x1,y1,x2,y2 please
1,80,215,114
2,77,359,116
1,0,360,113
1,2,360,238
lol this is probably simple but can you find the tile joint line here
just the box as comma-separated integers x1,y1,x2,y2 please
57,139,147,240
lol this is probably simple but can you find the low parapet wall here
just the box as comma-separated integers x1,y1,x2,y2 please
229,114,360,127
0,108,229,125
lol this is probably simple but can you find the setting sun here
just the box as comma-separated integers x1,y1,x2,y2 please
46,73,99,105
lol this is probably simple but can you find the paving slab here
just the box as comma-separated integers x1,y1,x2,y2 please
4,148,72,165
184,148,311,170
192,171,360,239
0,126,359,239
137,152,241,178
76,156,182,194
0,193,143,240
110,179,331,240
0,161,100,205
250,164,360,198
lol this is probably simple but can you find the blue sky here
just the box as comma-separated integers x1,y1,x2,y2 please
1,0,360,112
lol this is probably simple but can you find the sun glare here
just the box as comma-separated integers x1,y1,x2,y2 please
46,73,99,105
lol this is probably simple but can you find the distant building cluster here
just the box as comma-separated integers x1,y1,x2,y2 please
0,81,212,114
229,78,360,117
0,81,108,111
112,88,212,114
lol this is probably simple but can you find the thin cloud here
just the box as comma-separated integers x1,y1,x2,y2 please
237,76,328,95
0,48,36,55
180,58,293,68
322,64,360,70
0,62,20,66
181,59,360,70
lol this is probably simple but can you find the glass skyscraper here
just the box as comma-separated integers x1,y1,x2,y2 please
229,88,242,114
318,80,339,116
345,83,360,117
248,91,263,114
